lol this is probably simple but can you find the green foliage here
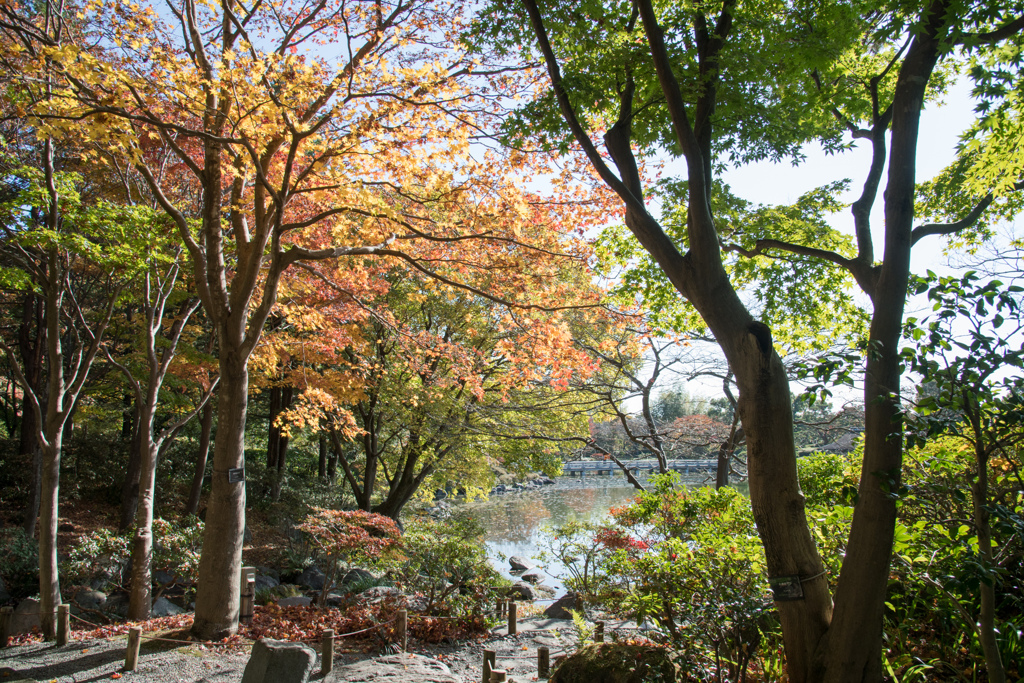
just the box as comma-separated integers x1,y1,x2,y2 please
63,517,204,593
543,476,778,681
0,527,39,598
395,514,508,616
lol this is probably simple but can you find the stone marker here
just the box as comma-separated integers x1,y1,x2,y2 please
241,638,316,683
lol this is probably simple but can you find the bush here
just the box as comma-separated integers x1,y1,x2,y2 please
548,475,778,683
0,527,38,598
63,517,203,595
396,514,507,616
296,508,401,604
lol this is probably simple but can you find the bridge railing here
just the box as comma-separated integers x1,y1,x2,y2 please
563,459,717,472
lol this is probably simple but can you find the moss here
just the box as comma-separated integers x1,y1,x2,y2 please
550,643,680,683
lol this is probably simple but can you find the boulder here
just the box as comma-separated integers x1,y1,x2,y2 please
434,488,448,500
357,586,400,603
520,570,544,584
256,566,280,580
104,592,130,617
151,597,185,617
296,566,325,591
508,555,532,571
276,596,313,608
509,582,537,600
241,638,316,683
254,574,279,591
550,643,679,683
72,589,107,611
533,584,556,598
325,653,460,683
9,598,40,636
243,525,253,543
543,592,583,619
341,568,375,586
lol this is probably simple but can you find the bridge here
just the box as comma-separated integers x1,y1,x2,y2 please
562,458,717,476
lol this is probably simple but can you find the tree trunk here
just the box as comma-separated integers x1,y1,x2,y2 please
191,357,248,640
19,293,44,537
186,400,215,517
37,437,62,639
318,432,327,480
120,404,143,530
267,386,280,469
973,445,1005,683
127,401,159,620
270,387,292,502
23,446,42,537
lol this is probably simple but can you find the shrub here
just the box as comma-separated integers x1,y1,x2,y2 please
63,517,203,595
0,527,39,598
396,514,507,616
570,475,777,683
296,508,401,604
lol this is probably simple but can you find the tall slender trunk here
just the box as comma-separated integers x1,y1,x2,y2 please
120,406,143,530
127,400,159,620
191,356,248,640
973,443,1005,683
37,437,62,639
19,293,44,537
318,432,327,480
186,400,215,516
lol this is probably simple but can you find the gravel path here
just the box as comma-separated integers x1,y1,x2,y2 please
0,620,604,682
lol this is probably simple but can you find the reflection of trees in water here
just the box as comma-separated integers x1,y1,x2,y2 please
468,485,638,545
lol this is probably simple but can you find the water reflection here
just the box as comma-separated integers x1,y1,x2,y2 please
459,478,640,596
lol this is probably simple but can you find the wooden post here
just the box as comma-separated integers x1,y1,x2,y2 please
240,566,255,623
490,670,507,682
0,606,13,648
397,609,408,652
482,649,496,683
321,629,334,675
538,646,550,678
595,620,604,643
57,604,70,645
507,601,517,636
495,598,504,619
125,627,142,671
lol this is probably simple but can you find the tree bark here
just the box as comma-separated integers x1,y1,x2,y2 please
119,406,142,530
318,431,327,480
186,400,215,517
127,401,159,620
191,356,247,640
18,293,44,537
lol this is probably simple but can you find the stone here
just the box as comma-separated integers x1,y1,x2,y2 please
520,570,544,584
256,566,280,580
533,584,556,598
434,488,448,500
104,592,130,617
325,653,461,682
72,589,107,611
549,643,680,683
275,596,313,608
296,566,325,591
9,598,40,636
340,568,375,586
357,586,400,603
543,592,583,619
254,574,280,591
151,597,185,617
240,638,316,683
508,555,532,571
243,526,253,543
509,581,537,600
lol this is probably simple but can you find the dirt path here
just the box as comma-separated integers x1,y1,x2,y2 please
0,620,597,682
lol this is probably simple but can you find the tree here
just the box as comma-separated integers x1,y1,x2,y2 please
277,264,605,519
473,0,1024,680
903,272,1024,683
102,242,217,620
0,159,132,638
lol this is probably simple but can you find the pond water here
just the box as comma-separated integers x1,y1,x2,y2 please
458,477,641,598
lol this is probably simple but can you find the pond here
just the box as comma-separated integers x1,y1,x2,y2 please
458,477,641,598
